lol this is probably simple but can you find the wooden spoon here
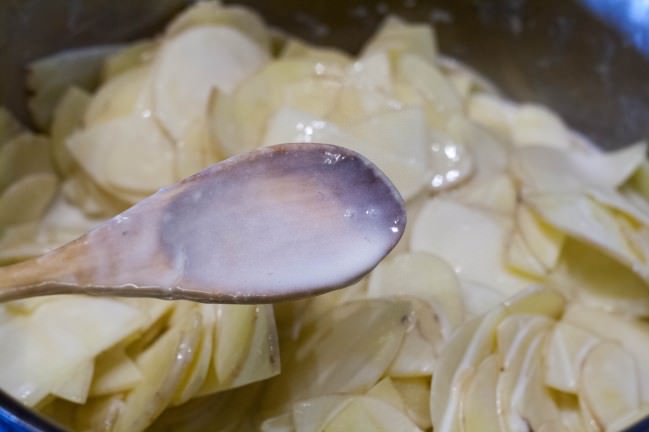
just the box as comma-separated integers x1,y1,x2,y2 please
0,143,406,303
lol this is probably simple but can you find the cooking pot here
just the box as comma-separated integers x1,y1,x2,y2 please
0,0,648,430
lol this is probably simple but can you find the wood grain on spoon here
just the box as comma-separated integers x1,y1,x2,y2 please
0,143,406,303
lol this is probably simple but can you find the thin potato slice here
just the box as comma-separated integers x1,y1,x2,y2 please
66,115,175,194
0,107,22,144
392,377,432,430
543,321,599,394
153,26,269,139
51,359,94,404
90,347,142,397
515,204,565,271
50,87,90,175
461,355,502,432
368,252,464,336
411,197,533,296
0,172,58,226
362,16,437,64
165,0,271,51
0,132,54,193
261,299,411,418
102,40,158,81
580,341,641,429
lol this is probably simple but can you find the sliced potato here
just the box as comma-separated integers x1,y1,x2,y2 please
165,0,271,51
367,251,464,336
543,321,600,394
153,26,269,139
411,197,533,296
0,107,23,144
66,115,175,195
50,86,90,175
102,40,158,80
392,377,432,430
27,45,120,129
90,346,142,397
461,355,502,432
580,341,641,429
510,104,572,149
51,359,94,404
515,204,565,271
362,16,437,64
0,132,54,193
0,172,58,227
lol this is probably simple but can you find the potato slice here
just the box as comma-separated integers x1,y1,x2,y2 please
550,239,649,317
0,107,22,144
0,132,53,193
27,45,119,129
0,297,145,406
580,341,641,429
543,321,599,394
496,316,557,432
153,26,269,139
458,279,507,318
411,197,533,296
455,174,517,216
102,39,158,81
467,92,516,141
461,354,502,432
563,304,649,404
0,172,58,227
427,128,474,192
51,359,94,404
362,16,437,64
112,304,202,432
90,347,142,397
85,66,153,126
510,104,572,149
368,251,464,336
392,377,431,430
66,115,175,194
515,204,565,271
505,231,547,278
50,86,90,175
215,59,344,156
387,298,443,377
292,395,422,432
525,193,644,278
165,0,271,51
261,299,411,418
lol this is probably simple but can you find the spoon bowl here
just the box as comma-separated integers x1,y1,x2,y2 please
0,143,406,303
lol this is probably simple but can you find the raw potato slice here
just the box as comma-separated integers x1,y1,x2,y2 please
510,104,572,149
605,404,649,432
496,316,556,432
427,129,474,192
0,297,145,406
387,298,443,377
411,198,533,296
367,251,464,336
0,173,58,226
90,347,142,397
0,133,54,193
563,304,649,404
580,341,641,429
543,321,599,394
51,359,94,404
261,299,411,418
66,115,175,194
294,396,422,432
215,305,257,385
112,304,202,432
455,174,517,216
0,107,22,143
550,239,649,317
102,39,158,80
458,279,507,318
397,54,463,114
513,142,647,193
462,355,501,432
515,204,565,271
165,0,271,51
366,378,407,415
215,59,344,156
505,231,546,278
362,16,437,64
27,45,119,129
85,66,153,126
467,92,516,140
50,86,90,175
153,26,269,139
525,193,644,278
392,377,432,430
